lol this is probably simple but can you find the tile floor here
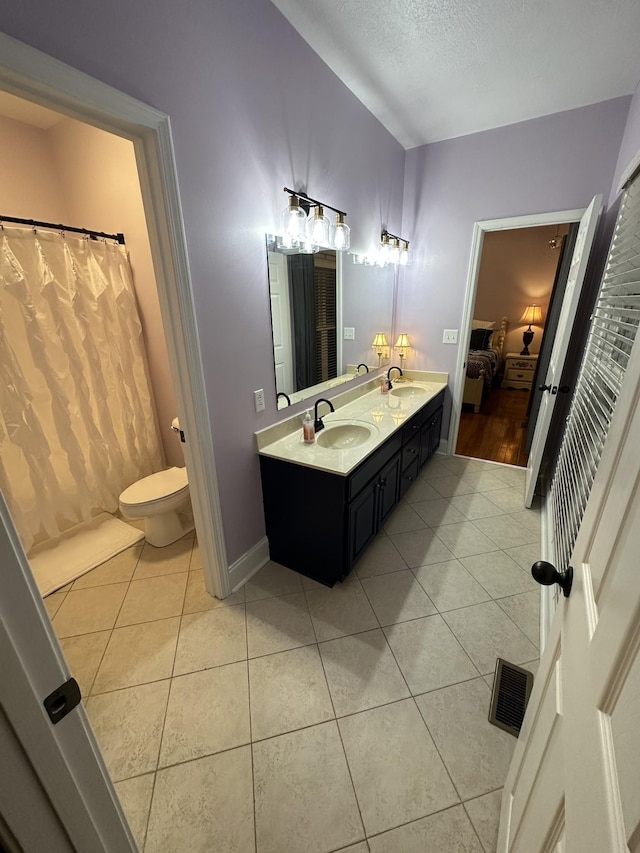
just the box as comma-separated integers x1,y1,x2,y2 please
44,454,541,853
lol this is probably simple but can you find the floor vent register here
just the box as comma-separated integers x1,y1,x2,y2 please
488,658,534,737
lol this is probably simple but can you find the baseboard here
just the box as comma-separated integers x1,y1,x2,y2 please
228,536,270,593
436,438,449,455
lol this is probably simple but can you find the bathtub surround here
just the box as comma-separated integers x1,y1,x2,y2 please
0,5,638,587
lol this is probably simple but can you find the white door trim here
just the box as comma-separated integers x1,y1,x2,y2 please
0,32,230,598
448,207,586,457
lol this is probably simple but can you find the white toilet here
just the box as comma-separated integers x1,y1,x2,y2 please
119,420,194,547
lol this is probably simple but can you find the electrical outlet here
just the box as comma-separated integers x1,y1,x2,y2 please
254,388,265,413
443,329,458,344
344,327,355,340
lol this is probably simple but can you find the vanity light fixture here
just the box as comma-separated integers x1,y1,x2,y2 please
372,332,389,366
394,333,411,371
519,304,543,355
281,188,350,252
378,230,410,267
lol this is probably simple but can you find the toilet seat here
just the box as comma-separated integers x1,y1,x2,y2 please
119,467,189,510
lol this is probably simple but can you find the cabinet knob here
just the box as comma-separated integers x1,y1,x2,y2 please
412,425,419,431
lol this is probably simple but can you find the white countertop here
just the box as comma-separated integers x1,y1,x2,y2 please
257,379,447,476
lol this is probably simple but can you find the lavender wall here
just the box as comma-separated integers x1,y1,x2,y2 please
0,1,406,564
399,98,631,438
611,81,640,203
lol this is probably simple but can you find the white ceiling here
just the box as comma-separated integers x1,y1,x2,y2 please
270,0,640,149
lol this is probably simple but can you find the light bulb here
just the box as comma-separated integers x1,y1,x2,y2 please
399,241,410,266
377,233,391,266
280,195,306,243
388,238,400,264
331,213,350,251
307,205,330,247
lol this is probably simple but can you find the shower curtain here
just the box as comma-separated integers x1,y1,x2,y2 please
0,225,164,553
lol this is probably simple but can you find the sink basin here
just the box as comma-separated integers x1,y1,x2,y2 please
317,422,377,449
390,385,427,399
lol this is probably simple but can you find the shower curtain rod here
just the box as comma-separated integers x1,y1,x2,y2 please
0,214,125,244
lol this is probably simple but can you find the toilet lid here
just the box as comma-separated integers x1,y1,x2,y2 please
120,467,189,505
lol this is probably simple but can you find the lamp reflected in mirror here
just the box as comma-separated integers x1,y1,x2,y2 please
372,332,389,367
394,333,411,373
519,305,543,355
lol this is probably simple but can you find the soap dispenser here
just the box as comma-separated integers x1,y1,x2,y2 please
302,409,315,443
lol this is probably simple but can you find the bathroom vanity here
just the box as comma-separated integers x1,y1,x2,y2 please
256,378,446,586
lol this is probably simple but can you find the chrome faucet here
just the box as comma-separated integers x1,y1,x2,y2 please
277,392,291,407
386,365,403,389
356,363,369,374
314,397,335,432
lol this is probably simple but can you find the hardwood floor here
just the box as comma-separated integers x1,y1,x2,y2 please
456,388,530,467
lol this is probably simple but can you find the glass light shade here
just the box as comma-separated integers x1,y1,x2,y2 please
388,238,401,264
331,213,350,251
307,205,330,247
372,332,388,349
519,304,543,327
399,241,410,266
395,333,411,351
280,195,306,242
377,233,391,266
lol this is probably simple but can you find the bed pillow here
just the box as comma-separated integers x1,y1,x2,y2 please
470,328,493,350
472,318,495,330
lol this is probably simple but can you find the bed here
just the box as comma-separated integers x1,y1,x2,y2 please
462,317,507,412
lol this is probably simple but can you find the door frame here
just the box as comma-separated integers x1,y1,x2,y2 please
448,207,586,460
0,32,231,599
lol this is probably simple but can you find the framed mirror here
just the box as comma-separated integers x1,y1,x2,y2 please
265,235,396,407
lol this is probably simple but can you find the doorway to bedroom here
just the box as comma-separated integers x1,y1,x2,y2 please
455,222,570,466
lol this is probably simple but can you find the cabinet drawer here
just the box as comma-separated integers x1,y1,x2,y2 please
401,413,422,444
348,432,402,500
401,433,421,470
505,367,532,382
399,457,419,498
506,359,535,373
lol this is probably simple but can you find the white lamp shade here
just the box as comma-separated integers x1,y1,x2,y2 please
372,332,388,349
520,304,543,326
395,333,411,350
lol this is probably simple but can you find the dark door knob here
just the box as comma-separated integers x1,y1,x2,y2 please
531,560,573,598
558,385,572,394
539,384,552,392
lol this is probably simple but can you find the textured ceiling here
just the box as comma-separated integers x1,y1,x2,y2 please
270,0,640,148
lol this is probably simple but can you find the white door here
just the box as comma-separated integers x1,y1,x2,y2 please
268,250,294,396
525,195,601,506
499,321,640,851
0,493,136,852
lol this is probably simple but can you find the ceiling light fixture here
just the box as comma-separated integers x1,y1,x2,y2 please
281,188,350,252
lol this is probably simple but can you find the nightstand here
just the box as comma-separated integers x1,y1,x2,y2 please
502,353,538,390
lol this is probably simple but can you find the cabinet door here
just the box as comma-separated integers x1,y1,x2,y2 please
378,453,401,525
348,483,378,566
428,406,443,458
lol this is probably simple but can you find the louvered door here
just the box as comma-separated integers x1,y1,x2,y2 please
548,175,640,606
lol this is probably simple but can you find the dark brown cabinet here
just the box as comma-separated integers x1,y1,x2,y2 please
259,388,444,586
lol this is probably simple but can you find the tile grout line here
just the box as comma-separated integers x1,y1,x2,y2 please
301,581,368,847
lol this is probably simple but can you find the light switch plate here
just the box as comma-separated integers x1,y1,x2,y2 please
344,327,355,340
443,329,458,344
254,388,265,412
